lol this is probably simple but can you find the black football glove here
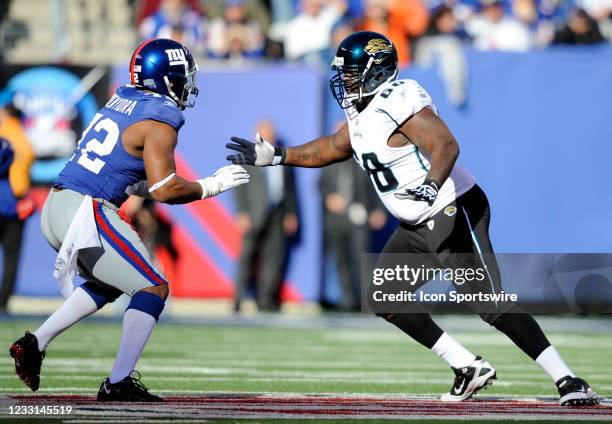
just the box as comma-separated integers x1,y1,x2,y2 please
226,133,284,166
394,179,440,206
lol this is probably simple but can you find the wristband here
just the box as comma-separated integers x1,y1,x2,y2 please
272,146,286,166
148,173,175,193
424,178,440,191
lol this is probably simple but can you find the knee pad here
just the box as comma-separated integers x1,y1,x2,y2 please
79,281,123,309
127,291,165,321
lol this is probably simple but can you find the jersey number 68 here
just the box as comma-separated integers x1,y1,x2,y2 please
362,152,398,193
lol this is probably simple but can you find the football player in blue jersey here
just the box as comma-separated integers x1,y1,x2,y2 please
9,39,249,402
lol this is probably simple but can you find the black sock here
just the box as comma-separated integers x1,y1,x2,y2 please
492,312,551,360
383,313,445,349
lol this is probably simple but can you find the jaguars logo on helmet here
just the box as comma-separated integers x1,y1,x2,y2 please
364,38,393,64
129,38,199,110
330,31,398,109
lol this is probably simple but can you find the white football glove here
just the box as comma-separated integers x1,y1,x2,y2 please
226,132,285,166
197,165,250,199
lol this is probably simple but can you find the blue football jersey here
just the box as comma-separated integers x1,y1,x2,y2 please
55,85,184,206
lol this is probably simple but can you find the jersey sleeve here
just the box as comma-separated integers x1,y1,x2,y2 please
379,80,434,127
139,99,185,132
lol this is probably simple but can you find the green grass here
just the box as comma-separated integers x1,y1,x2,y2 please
0,317,610,422
1,318,610,396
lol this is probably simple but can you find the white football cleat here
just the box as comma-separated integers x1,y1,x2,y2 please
440,356,496,402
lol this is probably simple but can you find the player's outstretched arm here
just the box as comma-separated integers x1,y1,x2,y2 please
143,121,249,204
226,123,352,168
393,107,460,205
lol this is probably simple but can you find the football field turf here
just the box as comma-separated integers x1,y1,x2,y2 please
0,315,611,423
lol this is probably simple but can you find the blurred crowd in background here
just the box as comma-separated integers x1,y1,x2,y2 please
1,0,611,314
135,0,612,64
1,0,612,65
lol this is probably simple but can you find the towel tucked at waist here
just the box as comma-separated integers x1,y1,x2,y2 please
53,195,101,298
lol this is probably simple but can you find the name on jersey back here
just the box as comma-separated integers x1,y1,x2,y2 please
105,95,137,116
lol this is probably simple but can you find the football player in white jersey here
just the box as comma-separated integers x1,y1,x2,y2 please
226,31,597,406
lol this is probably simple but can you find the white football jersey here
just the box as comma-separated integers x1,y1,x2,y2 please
346,79,475,225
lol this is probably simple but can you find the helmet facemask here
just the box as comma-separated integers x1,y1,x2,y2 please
164,63,199,110
330,56,364,109
330,56,398,109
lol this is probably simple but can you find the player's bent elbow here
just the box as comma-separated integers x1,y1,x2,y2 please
446,139,460,160
453,142,460,160
150,190,192,205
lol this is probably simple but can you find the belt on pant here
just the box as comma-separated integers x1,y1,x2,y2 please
52,187,119,211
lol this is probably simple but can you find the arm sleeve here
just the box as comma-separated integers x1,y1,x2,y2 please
140,100,185,132
381,80,435,128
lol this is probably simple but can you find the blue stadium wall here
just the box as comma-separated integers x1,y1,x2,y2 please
10,46,612,301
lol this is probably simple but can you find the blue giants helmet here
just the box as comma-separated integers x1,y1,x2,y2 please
129,38,199,110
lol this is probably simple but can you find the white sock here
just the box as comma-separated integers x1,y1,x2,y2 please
535,345,575,383
431,332,476,369
109,308,156,384
33,287,98,351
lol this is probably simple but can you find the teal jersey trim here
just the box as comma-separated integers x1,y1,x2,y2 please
414,146,429,172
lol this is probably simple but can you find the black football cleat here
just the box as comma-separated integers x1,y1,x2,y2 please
556,376,599,406
97,371,163,402
440,356,496,402
9,331,45,391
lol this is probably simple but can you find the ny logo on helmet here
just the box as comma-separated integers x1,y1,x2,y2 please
165,48,188,69
364,39,393,64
